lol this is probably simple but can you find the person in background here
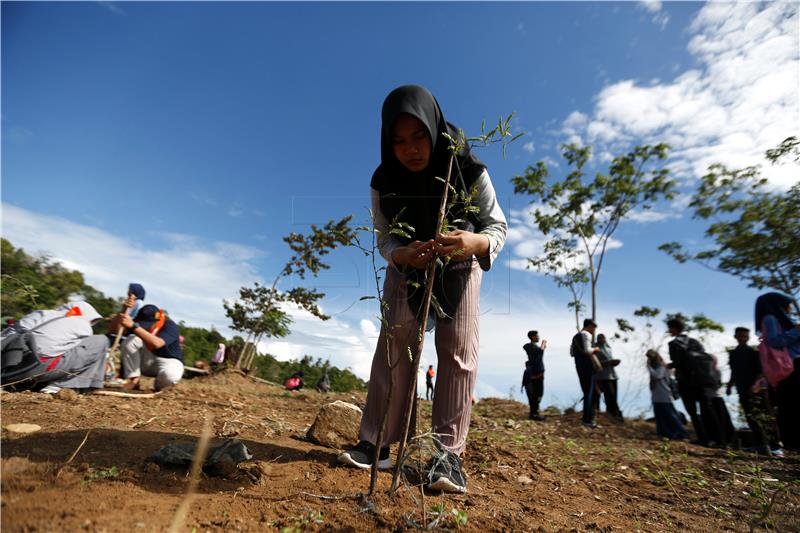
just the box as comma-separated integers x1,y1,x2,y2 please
4,301,109,394
594,333,623,422
425,364,436,400
667,318,721,446
126,283,146,319
285,370,304,391
570,319,603,428
522,330,546,420
115,304,184,391
521,360,544,421
211,342,225,371
646,349,688,440
755,292,800,451
726,327,774,452
315,372,331,393
706,353,736,448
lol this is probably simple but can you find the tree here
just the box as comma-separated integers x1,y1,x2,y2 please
659,137,800,314
512,143,675,326
1,238,122,321
224,216,357,368
611,306,724,410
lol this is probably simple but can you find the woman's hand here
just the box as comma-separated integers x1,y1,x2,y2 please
435,230,489,261
391,240,436,269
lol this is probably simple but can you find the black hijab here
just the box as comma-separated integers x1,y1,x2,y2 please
755,292,795,333
371,85,486,241
370,85,487,320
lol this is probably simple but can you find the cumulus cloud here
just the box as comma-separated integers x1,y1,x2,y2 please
569,2,799,188
3,202,381,380
523,141,535,154
504,207,623,274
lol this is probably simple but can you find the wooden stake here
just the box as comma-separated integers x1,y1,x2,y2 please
390,151,455,493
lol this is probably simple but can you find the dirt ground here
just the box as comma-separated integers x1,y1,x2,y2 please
2,369,798,532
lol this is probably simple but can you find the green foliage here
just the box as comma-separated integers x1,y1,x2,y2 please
274,510,324,532
1,238,122,321
512,143,675,322
83,465,119,485
659,137,800,311
224,216,357,344
663,312,724,335
251,353,366,393
178,322,227,366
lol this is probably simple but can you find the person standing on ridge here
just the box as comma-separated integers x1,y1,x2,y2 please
425,364,436,401
522,330,545,420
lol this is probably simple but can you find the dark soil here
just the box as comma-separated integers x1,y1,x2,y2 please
2,369,798,532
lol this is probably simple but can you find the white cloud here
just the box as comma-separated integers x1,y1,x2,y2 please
2,203,263,329
567,2,799,188
523,141,535,154
637,0,669,29
638,0,662,13
2,202,381,380
504,207,623,274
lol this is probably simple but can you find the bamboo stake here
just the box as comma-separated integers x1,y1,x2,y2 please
390,151,455,493
369,218,397,496
107,303,134,376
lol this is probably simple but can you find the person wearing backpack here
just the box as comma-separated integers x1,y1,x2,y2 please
667,318,723,447
2,301,109,393
646,349,688,440
755,292,800,451
570,319,603,428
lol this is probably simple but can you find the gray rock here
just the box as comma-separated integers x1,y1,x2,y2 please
147,438,252,477
306,400,362,449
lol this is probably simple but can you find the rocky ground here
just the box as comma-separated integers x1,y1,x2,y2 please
2,369,798,532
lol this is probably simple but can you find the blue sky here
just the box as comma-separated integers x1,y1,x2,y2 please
3,1,798,415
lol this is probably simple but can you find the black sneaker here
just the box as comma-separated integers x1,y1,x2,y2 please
337,441,392,470
426,450,467,494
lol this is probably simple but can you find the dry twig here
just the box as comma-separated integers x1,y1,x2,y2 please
55,430,91,480
167,416,213,533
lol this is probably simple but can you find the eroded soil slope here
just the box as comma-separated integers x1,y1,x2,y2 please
2,370,798,532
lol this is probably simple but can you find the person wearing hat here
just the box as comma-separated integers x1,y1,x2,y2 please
114,304,184,391
570,318,603,428
125,283,146,319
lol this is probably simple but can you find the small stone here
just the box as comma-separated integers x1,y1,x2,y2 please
1,457,34,475
306,401,362,449
4,423,41,434
517,475,534,485
56,389,79,401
